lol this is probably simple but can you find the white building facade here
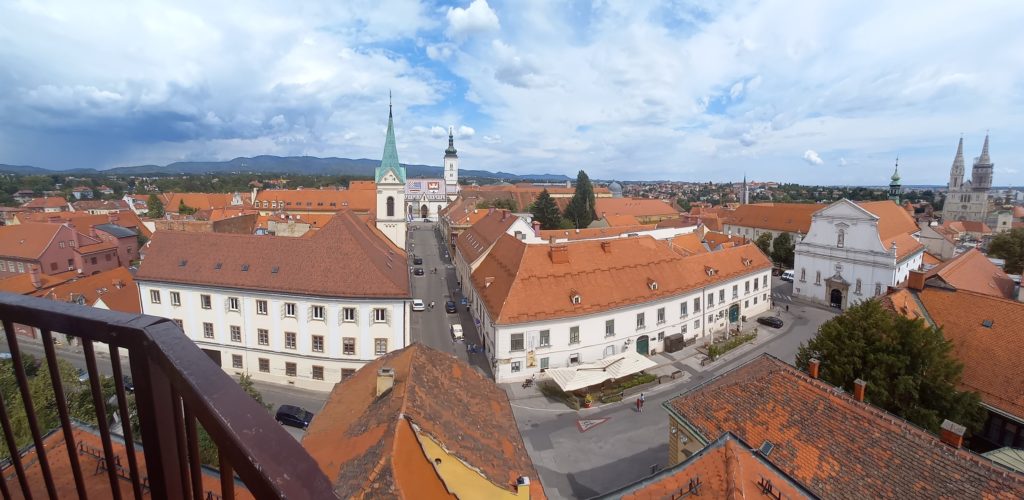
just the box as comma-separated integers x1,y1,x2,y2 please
375,104,408,249
943,135,994,224
794,199,924,310
405,128,461,221
139,283,408,391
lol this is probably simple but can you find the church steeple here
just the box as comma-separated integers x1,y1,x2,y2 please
375,96,405,184
445,126,458,156
979,133,991,165
889,157,901,203
443,125,459,186
971,132,993,190
948,136,965,191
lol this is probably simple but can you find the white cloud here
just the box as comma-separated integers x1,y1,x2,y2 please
803,150,823,165
446,0,500,39
838,157,848,166
457,125,475,138
430,126,447,138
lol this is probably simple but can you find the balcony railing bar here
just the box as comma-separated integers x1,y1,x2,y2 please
218,450,235,500
40,328,89,499
184,406,204,500
0,377,32,499
108,345,144,500
83,337,124,500
170,386,193,498
2,317,59,500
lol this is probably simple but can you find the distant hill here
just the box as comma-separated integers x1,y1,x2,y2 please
0,156,570,181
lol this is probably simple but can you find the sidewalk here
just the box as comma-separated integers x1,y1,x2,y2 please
503,306,806,409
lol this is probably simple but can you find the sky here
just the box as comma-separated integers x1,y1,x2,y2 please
0,0,1022,185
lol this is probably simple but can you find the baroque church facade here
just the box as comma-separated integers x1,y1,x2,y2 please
404,127,460,221
943,135,994,223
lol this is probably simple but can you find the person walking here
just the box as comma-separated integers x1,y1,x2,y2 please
786,304,789,312
640,393,646,412
635,397,641,413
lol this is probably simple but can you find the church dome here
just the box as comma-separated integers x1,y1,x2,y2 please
609,181,623,197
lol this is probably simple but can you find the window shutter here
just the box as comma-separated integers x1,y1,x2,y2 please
280,302,286,319
354,307,359,325
307,305,312,321
224,298,230,313
338,308,344,326
385,307,391,325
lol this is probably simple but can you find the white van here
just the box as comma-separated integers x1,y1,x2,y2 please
450,324,464,340
780,270,795,283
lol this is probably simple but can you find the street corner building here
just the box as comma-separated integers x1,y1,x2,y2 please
135,209,412,391
660,354,1024,498
302,343,545,499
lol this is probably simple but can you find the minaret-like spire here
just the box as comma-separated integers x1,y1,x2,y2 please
445,125,457,156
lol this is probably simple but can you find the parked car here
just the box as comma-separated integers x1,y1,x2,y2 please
413,257,423,265
0,352,11,361
780,270,795,282
445,300,457,313
413,267,425,276
122,376,135,393
423,217,432,222
459,297,469,308
412,299,426,311
77,368,89,383
450,324,464,340
757,316,785,328
275,404,314,429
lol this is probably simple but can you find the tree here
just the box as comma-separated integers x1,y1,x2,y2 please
771,232,795,268
754,233,773,256
146,193,164,218
530,189,563,230
476,198,517,212
795,300,984,435
178,199,197,216
564,170,597,228
987,228,1024,274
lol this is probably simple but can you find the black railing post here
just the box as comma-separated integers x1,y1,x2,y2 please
129,350,186,499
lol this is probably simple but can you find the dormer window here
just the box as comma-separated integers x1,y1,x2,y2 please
705,266,717,277
742,258,752,267
570,290,581,305
648,279,658,291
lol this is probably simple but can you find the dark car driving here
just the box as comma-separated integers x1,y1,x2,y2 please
757,316,784,328
275,404,314,429
413,267,424,276
413,257,423,265
445,300,457,313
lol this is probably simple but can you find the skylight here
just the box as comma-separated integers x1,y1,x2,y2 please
241,264,249,272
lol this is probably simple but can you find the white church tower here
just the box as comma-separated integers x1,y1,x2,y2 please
375,101,407,248
444,126,459,187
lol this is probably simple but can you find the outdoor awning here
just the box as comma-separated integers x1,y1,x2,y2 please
546,350,657,392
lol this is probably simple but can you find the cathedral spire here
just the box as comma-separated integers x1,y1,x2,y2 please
948,136,965,190
978,132,991,165
375,97,405,184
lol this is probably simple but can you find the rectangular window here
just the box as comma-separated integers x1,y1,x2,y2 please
285,362,296,377
763,276,768,288
341,369,356,381
343,307,357,322
707,293,714,307
312,305,325,321
312,335,324,353
569,326,580,344
228,297,240,311
511,361,522,373
17,262,25,273
719,289,725,302
745,281,750,294
680,302,688,317
201,294,211,309
694,319,700,329
373,308,387,323
343,337,356,355
285,332,296,349
658,331,665,341
540,357,549,371
708,314,714,323
815,271,821,285
605,319,615,337
732,285,738,299
754,297,758,305
312,366,324,381
284,302,296,317
657,307,666,324
569,353,580,365
374,338,388,356
694,297,701,312
150,290,161,304
258,329,269,346
510,333,525,352
232,355,242,369
256,300,268,315
170,291,181,306
539,330,550,347
875,283,882,296
682,324,688,334
230,325,241,343
258,358,269,373
636,313,646,329
203,322,214,339
754,279,759,291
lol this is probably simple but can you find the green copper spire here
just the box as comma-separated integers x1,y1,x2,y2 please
375,96,406,184
445,126,458,156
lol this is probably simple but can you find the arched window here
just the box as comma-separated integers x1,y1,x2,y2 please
837,229,845,248
855,279,862,294
386,196,395,217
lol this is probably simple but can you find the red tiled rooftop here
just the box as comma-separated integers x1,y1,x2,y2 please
595,198,680,218
22,197,69,209
923,248,1014,298
454,209,520,264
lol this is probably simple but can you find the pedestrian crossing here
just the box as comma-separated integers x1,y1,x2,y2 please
772,292,794,303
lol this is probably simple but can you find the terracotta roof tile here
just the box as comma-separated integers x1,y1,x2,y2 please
253,189,374,213
916,288,1024,419
0,223,64,259
602,432,816,499
71,199,128,211
137,210,409,298
722,203,823,233
859,201,922,241
22,197,69,209
922,248,1014,298
35,267,140,313
666,354,1024,498
454,209,519,264
595,198,680,218
473,237,770,325
160,192,250,212
666,232,708,256
537,224,657,241
303,343,544,499
602,214,642,226
703,232,747,251
922,251,942,266
0,270,79,295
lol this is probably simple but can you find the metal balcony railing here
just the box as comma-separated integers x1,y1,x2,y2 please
0,292,336,499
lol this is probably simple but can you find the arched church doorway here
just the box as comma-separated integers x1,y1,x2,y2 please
420,204,429,219
830,289,843,309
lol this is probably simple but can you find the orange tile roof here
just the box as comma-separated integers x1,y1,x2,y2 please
1014,206,1024,219
72,199,128,211
0,223,64,259
22,197,69,209
3,423,250,499
602,213,641,226
666,232,708,256
722,203,822,233
922,251,942,266
537,224,657,241
17,210,109,227
160,192,249,212
35,267,140,313
666,354,1024,498
604,432,815,499
0,270,79,295
595,198,680,218
303,343,544,499
944,220,993,235
454,209,520,264
859,200,921,241
885,232,925,261
922,248,1014,298
474,237,770,324
253,188,375,213
879,288,927,321
655,217,700,229
702,231,747,251
137,210,409,298
916,287,1024,419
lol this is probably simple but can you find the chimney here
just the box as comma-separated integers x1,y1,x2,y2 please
501,210,508,221
532,220,541,237
808,358,820,379
376,367,395,397
852,378,866,402
484,277,495,288
907,270,926,291
516,476,531,496
549,245,569,264
29,265,42,289
549,236,557,245
488,207,495,215
601,241,612,253
939,419,966,449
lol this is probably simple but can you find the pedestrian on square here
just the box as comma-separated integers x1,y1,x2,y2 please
635,397,641,412
640,393,645,411
786,304,789,312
